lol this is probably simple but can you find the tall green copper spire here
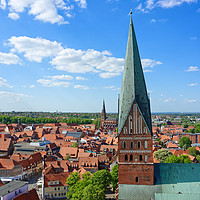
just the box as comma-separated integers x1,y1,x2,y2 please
118,13,152,135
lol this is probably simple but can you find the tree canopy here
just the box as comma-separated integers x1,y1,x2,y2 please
111,164,118,192
165,155,192,163
179,137,192,150
188,147,200,157
154,149,172,163
66,170,111,200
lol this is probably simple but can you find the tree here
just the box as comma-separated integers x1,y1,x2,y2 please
196,155,200,163
66,172,81,187
165,155,180,163
179,137,192,150
111,164,118,192
188,128,195,133
195,124,200,133
165,155,192,163
179,155,192,163
154,149,172,163
71,142,78,148
188,147,200,157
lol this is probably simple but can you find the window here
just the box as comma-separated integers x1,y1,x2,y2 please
130,155,133,161
136,177,138,183
55,193,57,196
145,155,148,162
122,141,126,149
55,188,57,191
130,141,133,149
133,104,137,134
139,155,143,161
125,155,128,161
123,127,127,135
129,116,132,134
144,127,147,135
137,141,141,149
144,141,148,149
138,116,142,135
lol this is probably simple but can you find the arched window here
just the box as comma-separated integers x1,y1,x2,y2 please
136,177,138,183
125,155,128,161
130,141,133,149
144,141,148,149
130,155,133,161
122,141,126,149
129,116,132,134
137,141,141,149
139,155,143,161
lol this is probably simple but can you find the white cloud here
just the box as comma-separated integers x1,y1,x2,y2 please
0,77,13,88
51,48,124,78
75,76,88,80
186,66,199,72
74,84,89,90
157,0,197,8
162,97,176,102
104,85,120,91
150,18,168,23
37,79,71,87
0,52,20,65
141,58,162,71
0,91,30,101
8,12,19,20
0,0,6,9
74,0,87,8
47,74,73,81
137,0,197,12
30,85,35,88
184,99,197,103
1,0,87,24
8,36,63,62
188,83,198,86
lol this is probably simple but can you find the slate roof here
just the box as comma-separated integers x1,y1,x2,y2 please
0,180,28,197
118,14,152,135
13,188,39,200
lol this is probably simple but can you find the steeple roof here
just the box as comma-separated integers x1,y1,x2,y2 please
102,99,106,113
118,14,152,135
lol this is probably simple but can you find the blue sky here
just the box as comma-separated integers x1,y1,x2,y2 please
0,0,199,113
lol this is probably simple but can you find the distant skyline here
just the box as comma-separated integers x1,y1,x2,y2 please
0,0,200,113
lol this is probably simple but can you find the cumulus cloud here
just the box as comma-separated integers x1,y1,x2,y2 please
46,74,73,80
141,58,162,72
7,36,63,62
186,66,199,72
0,0,6,9
0,52,20,65
0,77,13,88
0,91,30,101
37,79,71,87
1,0,87,24
104,85,120,91
8,12,19,20
188,83,198,86
51,48,124,78
74,0,87,8
161,97,176,103
184,99,197,103
74,84,89,90
75,76,88,80
136,0,196,13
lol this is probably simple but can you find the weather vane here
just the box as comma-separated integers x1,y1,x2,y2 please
130,9,132,15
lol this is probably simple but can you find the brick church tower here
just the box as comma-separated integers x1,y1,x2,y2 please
101,100,106,127
118,12,154,190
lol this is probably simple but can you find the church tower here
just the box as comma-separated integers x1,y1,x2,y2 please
101,100,106,127
118,12,154,190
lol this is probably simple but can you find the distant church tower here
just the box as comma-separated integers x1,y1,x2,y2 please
118,12,154,197
101,100,106,127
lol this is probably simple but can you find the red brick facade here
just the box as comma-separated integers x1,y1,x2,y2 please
118,102,154,185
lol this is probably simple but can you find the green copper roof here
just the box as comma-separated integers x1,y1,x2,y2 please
118,14,152,135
